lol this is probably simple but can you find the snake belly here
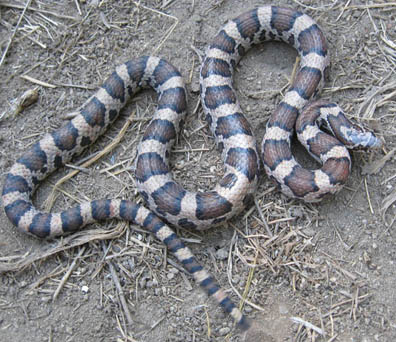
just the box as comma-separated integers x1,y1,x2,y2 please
1,5,381,331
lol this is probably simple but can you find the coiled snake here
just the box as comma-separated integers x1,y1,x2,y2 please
2,6,381,330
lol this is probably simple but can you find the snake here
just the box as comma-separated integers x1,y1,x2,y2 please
1,6,381,331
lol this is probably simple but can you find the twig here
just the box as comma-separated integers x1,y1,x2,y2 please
0,2,78,20
291,316,325,336
345,3,396,10
53,246,86,301
0,221,126,273
20,75,56,88
364,178,374,214
226,230,266,312
254,196,273,237
108,260,134,326
0,0,33,67
131,0,178,54
74,0,82,16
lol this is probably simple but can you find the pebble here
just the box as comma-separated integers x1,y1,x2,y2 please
65,326,73,335
244,306,252,313
41,296,51,303
81,285,89,294
232,275,240,284
216,247,228,260
167,267,179,280
218,327,230,336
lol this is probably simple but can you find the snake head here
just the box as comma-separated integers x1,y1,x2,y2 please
343,126,383,150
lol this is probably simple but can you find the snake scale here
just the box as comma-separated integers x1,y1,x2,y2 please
2,6,381,330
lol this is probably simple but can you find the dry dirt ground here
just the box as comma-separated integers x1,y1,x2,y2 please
0,0,395,341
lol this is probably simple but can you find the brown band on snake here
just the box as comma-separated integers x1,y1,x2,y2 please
2,56,249,329
2,5,382,331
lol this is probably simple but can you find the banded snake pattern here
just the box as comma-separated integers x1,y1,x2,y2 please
2,5,381,330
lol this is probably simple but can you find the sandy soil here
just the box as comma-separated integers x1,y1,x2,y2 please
0,1,395,341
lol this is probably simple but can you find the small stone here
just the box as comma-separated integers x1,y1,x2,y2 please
41,296,51,303
218,327,230,336
232,275,240,284
169,267,179,274
81,285,89,294
216,247,228,260
244,306,252,313
65,326,73,335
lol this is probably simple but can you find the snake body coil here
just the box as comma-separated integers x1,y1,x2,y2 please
2,6,381,329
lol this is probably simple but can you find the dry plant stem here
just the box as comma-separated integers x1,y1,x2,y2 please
0,224,126,273
131,0,178,54
52,245,86,301
362,148,396,175
254,197,273,237
358,80,396,117
108,260,134,326
0,0,33,67
139,316,167,338
345,3,396,10
29,265,64,290
291,316,325,336
364,178,374,214
133,316,166,342
329,293,370,312
115,314,139,342
226,228,266,312
45,111,135,211
19,75,56,88
205,309,211,339
0,2,78,20
238,250,257,313
327,334,339,342
73,0,82,15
